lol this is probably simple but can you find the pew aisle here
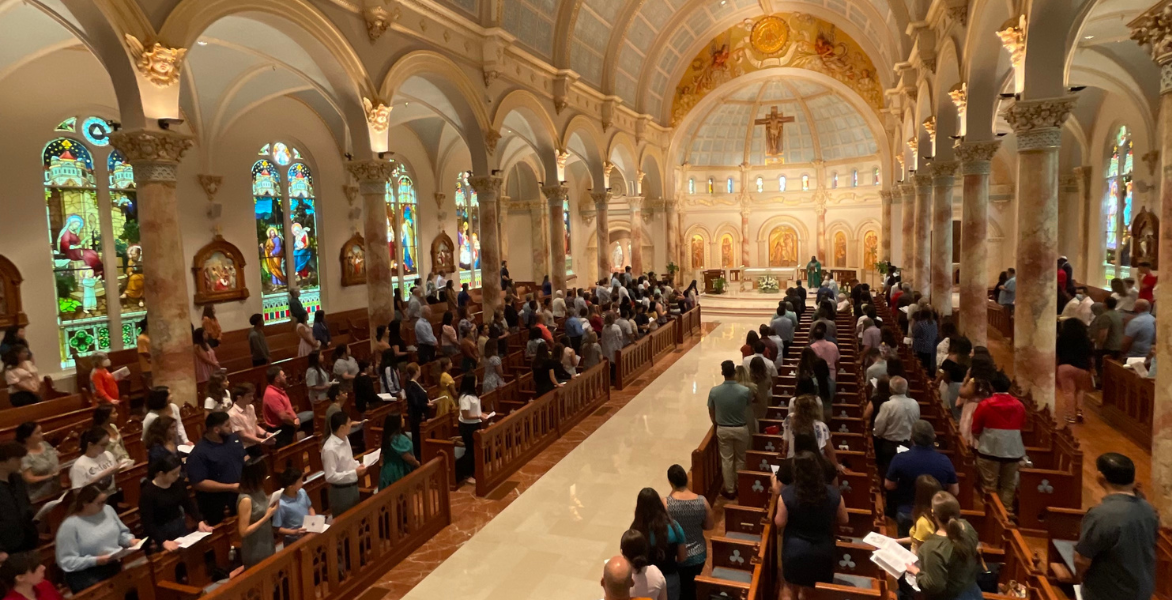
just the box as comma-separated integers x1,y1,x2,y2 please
398,315,749,600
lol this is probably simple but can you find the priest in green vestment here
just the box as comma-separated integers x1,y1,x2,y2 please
806,256,822,288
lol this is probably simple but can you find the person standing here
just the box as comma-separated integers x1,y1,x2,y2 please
414,315,438,364
806,256,822,289
1089,298,1124,383
1073,453,1158,600
912,307,939,372
885,421,959,537
1057,318,1094,424
262,367,302,447
1122,300,1156,358
998,268,1016,314
665,464,713,600
322,411,366,516
55,485,139,592
288,288,307,324
708,361,752,499
404,363,431,460
136,318,152,387
247,314,270,367
0,442,39,559
235,458,276,569
1135,262,1157,302
873,377,920,473
970,374,1025,510
378,414,419,490
904,492,981,600
456,375,489,482
187,412,247,525
0,551,64,600
772,451,849,598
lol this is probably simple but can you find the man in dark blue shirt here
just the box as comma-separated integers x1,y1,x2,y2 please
884,420,958,534
458,283,472,308
187,412,247,525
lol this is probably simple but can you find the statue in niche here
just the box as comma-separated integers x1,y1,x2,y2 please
1131,207,1159,269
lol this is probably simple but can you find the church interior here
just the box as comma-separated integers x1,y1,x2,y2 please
0,0,1169,599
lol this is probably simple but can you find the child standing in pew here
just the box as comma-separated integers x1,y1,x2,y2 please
903,492,981,600
895,474,943,553
272,468,314,545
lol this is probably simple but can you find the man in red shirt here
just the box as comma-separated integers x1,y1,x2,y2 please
262,366,300,447
1136,261,1157,302
971,374,1026,510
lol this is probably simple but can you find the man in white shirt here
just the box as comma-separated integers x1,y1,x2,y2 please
322,411,366,517
1062,286,1095,325
873,376,920,470
552,291,567,318
742,342,778,380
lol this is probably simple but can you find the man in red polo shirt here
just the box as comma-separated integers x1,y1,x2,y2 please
1136,262,1157,302
262,366,300,447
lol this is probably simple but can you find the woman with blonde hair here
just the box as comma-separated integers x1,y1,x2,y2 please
904,492,981,600
748,356,772,434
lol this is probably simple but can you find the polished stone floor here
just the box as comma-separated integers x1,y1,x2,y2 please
394,315,755,600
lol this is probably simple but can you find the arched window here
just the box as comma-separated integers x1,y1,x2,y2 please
253,143,322,323
688,178,695,194
42,116,148,367
832,173,839,189
1103,126,1134,280
873,167,880,185
852,170,859,187
801,174,810,191
455,172,481,287
707,177,714,194
726,177,734,193
779,175,787,191
756,177,764,192
385,168,419,294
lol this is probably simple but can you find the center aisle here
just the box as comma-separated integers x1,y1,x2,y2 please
402,315,758,600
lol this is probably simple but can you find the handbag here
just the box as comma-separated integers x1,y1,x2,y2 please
976,554,1003,594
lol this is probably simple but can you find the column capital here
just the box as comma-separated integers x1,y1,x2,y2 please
629,195,644,212
879,190,893,202
109,129,193,184
346,159,394,195
930,161,958,183
954,139,1001,175
591,191,611,209
1003,97,1077,150
912,172,934,189
897,183,915,198
469,175,503,199
1130,2,1172,66
541,184,569,204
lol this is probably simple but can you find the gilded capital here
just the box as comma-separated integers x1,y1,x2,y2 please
912,172,934,188
362,98,392,132
948,83,968,112
591,191,611,209
1003,97,1077,134
997,16,1027,66
931,161,958,182
346,159,395,185
109,130,192,184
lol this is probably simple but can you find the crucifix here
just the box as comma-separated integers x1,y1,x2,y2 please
754,106,795,159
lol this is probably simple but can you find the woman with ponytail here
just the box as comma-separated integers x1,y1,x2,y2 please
619,529,667,600
905,491,981,600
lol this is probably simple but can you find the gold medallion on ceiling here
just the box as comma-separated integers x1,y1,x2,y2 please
750,16,790,56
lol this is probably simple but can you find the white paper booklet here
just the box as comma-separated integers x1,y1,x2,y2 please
112,367,131,381
302,514,329,534
175,531,211,549
268,489,284,507
176,444,194,454
362,449,382,467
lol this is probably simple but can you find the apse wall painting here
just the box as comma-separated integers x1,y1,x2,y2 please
833,231,847,267
721,234,734,268
768,226,799,267
863,231,879,270
671,13,883,125
690,235,705,269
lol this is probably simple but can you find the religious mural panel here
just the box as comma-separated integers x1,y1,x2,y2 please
768,226,799,267
690,235,705,270
671,13,883,126
863,231,878,271
721,234,734,268
339,234,366,287
192,236,250,305
834,231,847,267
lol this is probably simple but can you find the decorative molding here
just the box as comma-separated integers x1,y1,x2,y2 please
1129,2,1172,68
1003,97,1076,150
997,16,1027,68
197,175,222,201
484,129,501,155
931,161,958,183
1143,150,1161,176
362,98,392,132
948,83,967,113
123,34,186,87
912,173,934,188
342,185,360,206
591,191,611,209
954,140,1001,175
907,136,919,154
469,175,503,198
923,117,937,145
879,190,893,202
109,130,193,184
947,1,969,26
541,184,569,204
345,159,395,187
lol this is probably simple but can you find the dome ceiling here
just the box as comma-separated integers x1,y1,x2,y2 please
680,78,878,167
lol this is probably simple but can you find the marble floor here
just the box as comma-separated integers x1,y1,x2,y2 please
395,315,756,600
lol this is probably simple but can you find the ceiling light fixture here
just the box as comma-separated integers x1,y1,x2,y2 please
197,40,208,46
1083,35,1094,40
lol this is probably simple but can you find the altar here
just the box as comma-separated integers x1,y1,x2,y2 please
743,267,797,293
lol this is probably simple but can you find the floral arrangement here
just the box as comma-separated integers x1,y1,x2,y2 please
759,275,780,293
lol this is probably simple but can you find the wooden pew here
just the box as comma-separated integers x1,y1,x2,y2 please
1099,358,1154,448
690,426,722,504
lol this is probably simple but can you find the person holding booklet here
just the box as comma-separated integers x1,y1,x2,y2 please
55,484,140,592
903,492,981,600
69,428,128,498
235,458,276,569
227,383,270,457
138,454,211,552
272,468,315,544
456,375,491,482
322,411,366,517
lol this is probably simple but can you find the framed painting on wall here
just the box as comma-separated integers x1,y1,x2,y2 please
431,231,456,275
0,255,28,329
192,236,250,305
339,233,367,287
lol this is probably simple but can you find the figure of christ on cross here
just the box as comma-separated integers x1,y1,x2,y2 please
755,106,796,159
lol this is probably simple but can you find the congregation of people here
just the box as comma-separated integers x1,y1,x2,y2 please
598,264,1158,600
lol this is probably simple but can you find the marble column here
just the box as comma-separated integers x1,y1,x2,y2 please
109,130,196,404
472,176,504,317
629,196,645,275
1005,97,1077,412
1130,4,1172,525
593,191,611,280
346,160,396,345
880,190,893,262
531,201,551,280
899,183,915,277
544,185,569,292
498,195,510,262
1072,166,1092,282
739,207,751,267
931,162,958,317
912,173,934,297
954,140,1000,347
815,200,828,260
666,203,680,284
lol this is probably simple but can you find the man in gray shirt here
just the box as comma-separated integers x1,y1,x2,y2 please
248,313,270,367
1075,453,1158,600
770,303,795,355
1122,300,1156,358
873,376,919,469
708,360,752,499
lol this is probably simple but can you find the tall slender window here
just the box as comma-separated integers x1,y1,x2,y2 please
385,168,419,294
1103,126,1134,281
253,143,322,323
564,197,572,274
455,172,481,287
873,167,880,185
779,175,787,191
688,178,695,194
852,170,859,187
726,177,734,193
707,178,714,194
756,177,764,192
802,174,810,191
42,115,146,367
832,173,839,188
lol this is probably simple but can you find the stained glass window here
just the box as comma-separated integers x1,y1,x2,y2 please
44,137,107,365
873,167,880,185
726,178,734,193
108,150,145,338
832,173,839,189
707,178,714,194
56,117,76,132
756,177,764,192
455,172,481,287
386,170,419,285
82,117,111,147
802,174,810,191
272,142,291,166
852,170,859,187
252,159,287,322
1103,127,1134,281
288,163,321,315
779,176,786,191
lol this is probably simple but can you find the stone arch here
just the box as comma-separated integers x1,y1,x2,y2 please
915,78,936,166
161,0,374,152
607,131,639,193
492,89,560,184
934,37,962,160
857,224,881,271
963,0,1015,140
638,145,666,198
825,219,854,268
755,215,810,268
562,114,607,190
382,51,492,173
683,224,712,271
